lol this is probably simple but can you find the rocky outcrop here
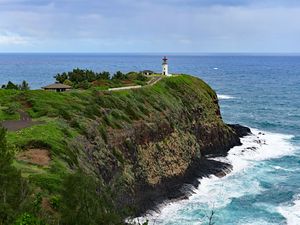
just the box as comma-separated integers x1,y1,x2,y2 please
228,124,252,137
66,75,251,216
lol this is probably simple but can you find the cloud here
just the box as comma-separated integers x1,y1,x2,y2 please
0,0,300,52
0,31,28,45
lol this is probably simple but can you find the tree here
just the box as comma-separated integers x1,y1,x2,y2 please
60,171,122,225
19,81,30,91
4,103,19,115
0,127,29,225
54,72,68,84
136,73,147,81
76,80,91,89
112,71,127,80
13,213,43,225
97,71,110,80
63,79,73,87
1,81,30,91
4,81,19,90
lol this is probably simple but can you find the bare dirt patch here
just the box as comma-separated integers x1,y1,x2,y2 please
42,197,55,213
17,149,51,166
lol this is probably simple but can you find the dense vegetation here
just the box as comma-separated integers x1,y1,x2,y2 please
54,69,149,89
0,75,230,224
0,126,133,224
1,81,30,91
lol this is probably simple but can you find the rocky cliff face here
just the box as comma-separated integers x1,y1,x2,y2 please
64,75,250,215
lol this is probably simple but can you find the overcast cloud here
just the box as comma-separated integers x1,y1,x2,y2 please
0,0,300,52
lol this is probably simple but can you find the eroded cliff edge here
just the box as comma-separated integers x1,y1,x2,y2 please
63,75,250,215
4,75,251,221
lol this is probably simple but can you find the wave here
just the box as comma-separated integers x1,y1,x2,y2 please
133,129,295,225
221,129,294,172
277,194,300,225
217,94,236,100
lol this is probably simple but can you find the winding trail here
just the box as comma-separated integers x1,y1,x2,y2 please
1,110,43,131
108,76,162,91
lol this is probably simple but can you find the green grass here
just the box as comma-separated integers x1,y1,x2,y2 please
6,120,77,155
0,109,20,121
0,74,226,223
0,90,21,121
0,74,221,199
1,75,219,160
12,160,48,178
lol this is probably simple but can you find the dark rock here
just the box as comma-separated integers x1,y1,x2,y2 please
228,124,252,137
133,158,232,216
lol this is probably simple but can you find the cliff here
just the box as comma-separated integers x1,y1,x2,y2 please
0,75,250,223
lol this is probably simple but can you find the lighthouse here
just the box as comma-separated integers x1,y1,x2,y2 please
162,56,170,76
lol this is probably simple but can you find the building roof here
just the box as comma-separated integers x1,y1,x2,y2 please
42,83,72,89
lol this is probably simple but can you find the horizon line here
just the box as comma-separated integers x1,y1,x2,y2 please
1,52,300,56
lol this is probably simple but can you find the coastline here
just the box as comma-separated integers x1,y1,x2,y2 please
130,124,251,217
134,127,296,224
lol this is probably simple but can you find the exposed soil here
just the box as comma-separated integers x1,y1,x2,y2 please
17,149,51,166
41,198,55,214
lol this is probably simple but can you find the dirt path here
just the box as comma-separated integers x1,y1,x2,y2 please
109,76,163,91
147,76,162,86
1,110,43,131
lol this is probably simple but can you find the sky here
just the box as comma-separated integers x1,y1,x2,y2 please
0,0,300,53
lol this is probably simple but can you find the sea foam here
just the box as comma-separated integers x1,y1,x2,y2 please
277,194,300,225
132,129,295,225
217,94,236,100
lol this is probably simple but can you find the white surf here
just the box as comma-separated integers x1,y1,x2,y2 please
217,94,236,100
132,129,295,225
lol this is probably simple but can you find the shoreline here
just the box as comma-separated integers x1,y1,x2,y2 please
130,124,251,218
133,127,297,224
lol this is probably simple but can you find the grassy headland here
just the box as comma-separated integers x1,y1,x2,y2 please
0,74,241,225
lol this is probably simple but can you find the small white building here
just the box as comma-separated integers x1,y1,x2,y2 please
162,56,171,76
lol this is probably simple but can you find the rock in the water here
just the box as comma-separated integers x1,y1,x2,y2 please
228,124,251,137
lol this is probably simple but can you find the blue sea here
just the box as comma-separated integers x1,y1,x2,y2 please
0,54,299,225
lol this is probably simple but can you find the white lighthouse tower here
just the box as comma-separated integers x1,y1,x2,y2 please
162,56,171,76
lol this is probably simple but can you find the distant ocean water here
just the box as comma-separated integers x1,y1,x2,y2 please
1,54,300,225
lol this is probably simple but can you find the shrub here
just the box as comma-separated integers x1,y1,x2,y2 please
19,81,30,91
63,79,73,86
99,125,107,142
49,195,61,210
60,171,123,225
136,73,147,81
14,213,43,225
4,103,19,115
2,81,30,90
112,71,128,80
4,81,19,90
76,80,91,89
33,193,42,213
0,127,30,225
96,71,110,80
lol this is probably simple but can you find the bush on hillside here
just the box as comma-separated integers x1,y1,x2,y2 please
4,103,19,115
112,71,128,80
1,81,30,91
55,69,111,85
0,127,31,225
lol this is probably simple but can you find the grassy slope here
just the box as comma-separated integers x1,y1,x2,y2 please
0,75,221,217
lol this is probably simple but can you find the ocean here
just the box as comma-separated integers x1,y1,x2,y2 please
1,54,299,225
